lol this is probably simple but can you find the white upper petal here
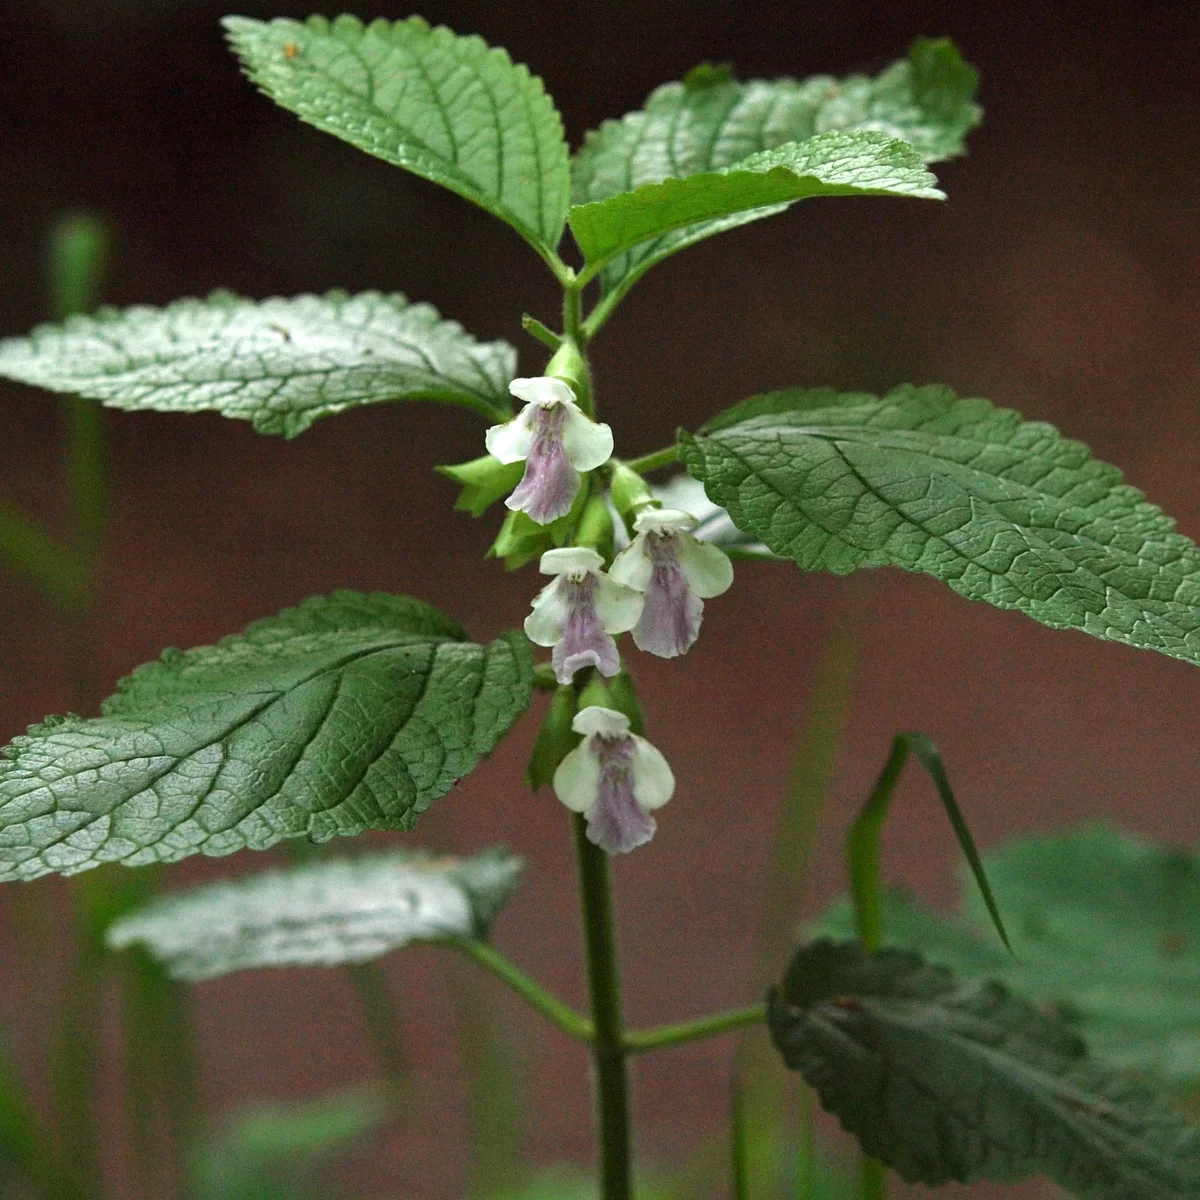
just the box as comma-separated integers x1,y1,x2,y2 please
509,376,577,408
593,575,645,633
484,407,536,463
572,706,630,738
561,409,614,472
630,736,675,810
553,741,601,812
608,535,653,592
633,507,696,535
523,578,570,646
677,535,734,598
540,546,604,576
653,475,721,523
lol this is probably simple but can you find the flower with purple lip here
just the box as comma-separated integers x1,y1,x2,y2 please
609,508,734,658
553,706,674,855
484,377,614,525
524,548,643,684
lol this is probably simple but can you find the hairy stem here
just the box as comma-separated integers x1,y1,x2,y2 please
573,814,633,1200
624,445,681,475
625,1004,765,1054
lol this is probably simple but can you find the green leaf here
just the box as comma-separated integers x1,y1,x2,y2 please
771,940,1200,1198
0,592,533,881
847,731,1011,954
0,291,516,438
190,1083,387,1200
570,131,940,272
814,824,1200,1090
683,384,1200,670
224,15,570,260
107,847,522,981
572,38,978,309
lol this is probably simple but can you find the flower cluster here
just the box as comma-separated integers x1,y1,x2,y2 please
483,375,736,854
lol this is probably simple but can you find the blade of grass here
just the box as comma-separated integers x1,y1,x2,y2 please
739,575,871,1197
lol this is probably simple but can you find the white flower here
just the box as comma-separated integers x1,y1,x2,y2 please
524,548,643,684
553,706,675,854
484,377,614,525
608,508,734,657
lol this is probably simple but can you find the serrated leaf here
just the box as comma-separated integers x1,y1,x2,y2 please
0,592,533,881
108,847,523,981
683,384,1200,670
570,131,940,271
771,940,1200,1198
572,38,978,305
224,15,570,259
0,291,515,437
815,825,1200,1090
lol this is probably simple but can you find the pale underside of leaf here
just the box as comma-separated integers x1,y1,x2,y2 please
224,15,570,258
571,39,979,299
107,847,524,980
0,592,533,881
771,940,1200,1198
0,291,516,437
568,131,942,270
682,384,1200,670
814,824,1200,1089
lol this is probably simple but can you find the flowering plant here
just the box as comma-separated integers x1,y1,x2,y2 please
0,13,1198,1200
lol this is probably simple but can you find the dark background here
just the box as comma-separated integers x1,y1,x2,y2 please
0,1,1198,1196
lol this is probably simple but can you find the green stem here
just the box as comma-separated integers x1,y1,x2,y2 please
847,738,909,953
562,276,585,345
581,279,633,341
50,914,105,1199
796,1082,815,1200
860,1158,887,1200
573,814,633,1200
346,962,408,1107
0,501,86,607
442,937,593,1043
447,956,526,1199
624,1005,765,1054
624,446,680,476
846,732,906,1200
521,313,562,350
739,576,869,1198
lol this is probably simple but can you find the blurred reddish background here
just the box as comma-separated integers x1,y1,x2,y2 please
0,1,1198,1196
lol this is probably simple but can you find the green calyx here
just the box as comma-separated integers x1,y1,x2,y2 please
609,462,658,525
526,685,581,791
543,339,591,410
437,455,525,518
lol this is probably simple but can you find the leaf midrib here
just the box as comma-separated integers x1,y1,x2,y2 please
717,423,1195,588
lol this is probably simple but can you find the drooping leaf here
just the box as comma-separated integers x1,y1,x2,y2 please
0,592,533,882
683,384,1200,670
572,38,978,306
108,847,522,981
0,291,516,437
814,825,1200,1089
771,940,1200,1198
569,131,941,271
224,15,571,259
189,1084,387,1200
